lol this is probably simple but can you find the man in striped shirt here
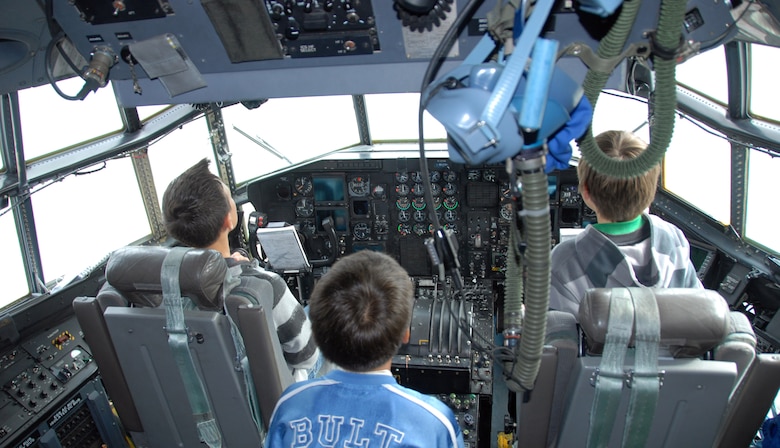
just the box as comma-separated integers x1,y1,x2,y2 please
162,158,318,373
549,130,703,320
265,251,464,447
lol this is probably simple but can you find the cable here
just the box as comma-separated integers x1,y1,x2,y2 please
418,0,487,232
44,32,90,101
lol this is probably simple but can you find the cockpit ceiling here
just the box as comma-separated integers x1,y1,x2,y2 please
0,0,779,103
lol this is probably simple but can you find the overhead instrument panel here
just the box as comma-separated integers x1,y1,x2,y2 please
46,0,505,105
263,0,380,58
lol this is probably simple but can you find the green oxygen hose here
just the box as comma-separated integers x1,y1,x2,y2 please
580,0,687,178
503,160,552,392
515,166,552,390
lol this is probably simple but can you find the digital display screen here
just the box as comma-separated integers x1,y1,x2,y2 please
689,240,717,284
690,244,713,272
316,208,348,232
313,176,345,202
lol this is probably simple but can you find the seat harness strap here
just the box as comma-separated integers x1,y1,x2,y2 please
622,287,662,446
161,247,222,448
586,287,634,448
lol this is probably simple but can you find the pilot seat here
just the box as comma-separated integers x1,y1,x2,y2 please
516,287,780,448
73,245,293,448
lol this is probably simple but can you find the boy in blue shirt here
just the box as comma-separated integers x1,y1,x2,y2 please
265,250,464,447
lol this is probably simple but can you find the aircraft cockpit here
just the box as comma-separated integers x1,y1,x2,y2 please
0,0,779,447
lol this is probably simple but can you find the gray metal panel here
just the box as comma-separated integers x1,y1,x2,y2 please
715,353,780,448
104,307,262,448
236,304,292,428
557,356,736,448
73,296,143,433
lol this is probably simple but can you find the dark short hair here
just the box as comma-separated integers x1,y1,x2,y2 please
161,158,230,247
578,130,660,222
309,251,414,372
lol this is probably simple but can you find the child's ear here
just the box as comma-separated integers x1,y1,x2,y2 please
402,328,411,344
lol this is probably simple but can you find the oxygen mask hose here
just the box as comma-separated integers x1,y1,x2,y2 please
502,38,556,392
515,159,551,391
579,0,684,178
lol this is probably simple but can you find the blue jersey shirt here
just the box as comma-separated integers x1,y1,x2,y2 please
265,369,465,448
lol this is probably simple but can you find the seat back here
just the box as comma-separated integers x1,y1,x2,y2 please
555,287,736,448
73,246,292,447
516,310,579,448
713,311,780,448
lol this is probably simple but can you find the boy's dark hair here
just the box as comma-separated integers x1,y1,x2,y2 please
309,251,414,372
578,130,661,222
162,158,230,248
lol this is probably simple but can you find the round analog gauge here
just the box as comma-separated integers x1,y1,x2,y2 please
395,171,409,183
429,170,441,183
444,210,458,222
412,197,426,210
501,182,513,199
443,170,457,182
299,220,316,235
397,223,412,236
294,176,313,195
348,176,370,197
396,196,411,210
433,196,442,210
444,222,458,232
412,183,425,196
413,209,427,222
372,184,386,199
467,170,481,181
396,183,410,196
295,198,314,217
352,222,371,240
500,202,514,221
429,183,442,197
413,223,430,236
443,197,458,210
482,169,497,182
443,182,457,196
411,171,424,183
398,209,411,222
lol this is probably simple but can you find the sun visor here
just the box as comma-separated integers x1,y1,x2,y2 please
201,0,284,62
128,34,206,97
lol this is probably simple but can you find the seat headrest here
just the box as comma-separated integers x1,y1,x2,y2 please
579,288,731,358
104,246,228,311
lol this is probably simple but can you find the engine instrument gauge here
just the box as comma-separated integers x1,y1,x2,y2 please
348,176,370,197
294,176,313,195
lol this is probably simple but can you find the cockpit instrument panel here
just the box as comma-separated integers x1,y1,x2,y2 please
247,153,587,277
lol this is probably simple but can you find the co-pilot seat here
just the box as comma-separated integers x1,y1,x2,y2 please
73,246,293,448
554,288,736,448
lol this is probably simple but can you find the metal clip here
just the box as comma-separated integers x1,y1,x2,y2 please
624,369,666,388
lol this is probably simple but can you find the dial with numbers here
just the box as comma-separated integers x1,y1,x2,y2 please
295,198,314,217
348,176,370,197
295,176,313,195
352,222,371,240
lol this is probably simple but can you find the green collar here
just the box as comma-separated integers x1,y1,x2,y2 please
592,215,644,235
